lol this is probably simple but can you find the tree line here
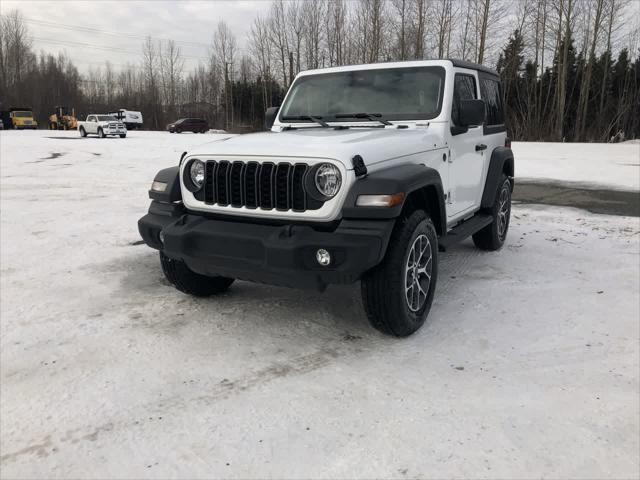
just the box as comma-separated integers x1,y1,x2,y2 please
1,0,638,141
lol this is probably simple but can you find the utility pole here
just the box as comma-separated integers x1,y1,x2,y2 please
289,51,294,86
224,61,233,131
224,62,229,130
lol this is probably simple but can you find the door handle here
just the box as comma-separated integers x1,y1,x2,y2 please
475,144,487,152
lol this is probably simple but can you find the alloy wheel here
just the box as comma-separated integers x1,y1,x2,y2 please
404,234,433,312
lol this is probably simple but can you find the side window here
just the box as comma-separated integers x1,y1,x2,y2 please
480,78,504,126
451,74,477,126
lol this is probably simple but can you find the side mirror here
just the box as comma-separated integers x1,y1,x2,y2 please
265,107,279,130
459,99,485,127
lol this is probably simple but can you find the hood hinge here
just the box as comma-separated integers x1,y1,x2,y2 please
351,155,368,178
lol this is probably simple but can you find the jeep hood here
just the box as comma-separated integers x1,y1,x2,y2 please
187,127,447,168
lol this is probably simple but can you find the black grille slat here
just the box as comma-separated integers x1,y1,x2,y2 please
259,163,275,209
292,164,307,211
200,160,320,212
275,163,291,210
244,162,259,208
204,161,215,204
230,161,244,207
216,161,230,205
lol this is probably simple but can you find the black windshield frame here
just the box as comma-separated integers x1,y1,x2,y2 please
278,66,446,124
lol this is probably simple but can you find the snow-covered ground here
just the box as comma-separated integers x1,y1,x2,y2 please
1,131,639,479
513,141,640,191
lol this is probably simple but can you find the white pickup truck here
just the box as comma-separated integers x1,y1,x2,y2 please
139,59,514,337
78,114,127,138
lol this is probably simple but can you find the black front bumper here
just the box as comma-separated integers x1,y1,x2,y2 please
138,202,395,290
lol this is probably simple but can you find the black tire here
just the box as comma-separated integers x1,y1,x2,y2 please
361,210,438,337
175,127,182,134
98,128,106,138
119,134,126,138
160,252,234,297
472,174,512,251
79,127,87,137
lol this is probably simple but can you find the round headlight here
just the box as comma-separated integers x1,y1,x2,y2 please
189,160,205,189
314,163,342,198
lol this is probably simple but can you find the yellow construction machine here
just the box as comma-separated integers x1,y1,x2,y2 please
48,106,77,130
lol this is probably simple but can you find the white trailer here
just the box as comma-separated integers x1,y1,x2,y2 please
108,109,143,130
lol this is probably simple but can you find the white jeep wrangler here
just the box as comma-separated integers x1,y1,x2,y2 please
139,59,514,337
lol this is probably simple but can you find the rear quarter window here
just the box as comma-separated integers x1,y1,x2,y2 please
480,77,504,126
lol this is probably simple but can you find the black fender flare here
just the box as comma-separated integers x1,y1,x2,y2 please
149,166,182,203
341,163,447,235
481,147,514,208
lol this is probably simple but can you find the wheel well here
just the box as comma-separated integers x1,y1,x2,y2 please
401,186,445,236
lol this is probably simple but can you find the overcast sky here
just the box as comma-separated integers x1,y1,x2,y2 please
2,1,271,73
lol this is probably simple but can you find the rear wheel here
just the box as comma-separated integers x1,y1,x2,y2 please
160,252,234,297
472,174,512,251
79,127,87,137
361,210,438,337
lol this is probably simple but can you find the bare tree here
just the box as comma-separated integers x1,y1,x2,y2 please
432,0,455,58
391,0,410,60
159,40,185,114
249,14,274,110
353,0,387,63
412,0,428,59
269,0,290,87
304,0,326,69
213,21,237,129
287,0,305,74
326,0,349,66
575,0,606,139
0,10,34,104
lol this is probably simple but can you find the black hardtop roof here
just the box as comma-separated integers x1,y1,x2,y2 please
9,107,33,111
447,59,499,77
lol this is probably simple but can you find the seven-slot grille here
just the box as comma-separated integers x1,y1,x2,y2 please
202,160,312,212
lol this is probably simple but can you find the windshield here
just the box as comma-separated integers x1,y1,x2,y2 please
13,111,33,118
97,115,117,121
279,66,445,123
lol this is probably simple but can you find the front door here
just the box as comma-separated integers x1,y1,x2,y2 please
448,72,485,217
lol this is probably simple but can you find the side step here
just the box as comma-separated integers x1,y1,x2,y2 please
438,213,493,251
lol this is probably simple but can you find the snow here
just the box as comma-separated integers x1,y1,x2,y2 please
513,141,640,191
1,130,639,478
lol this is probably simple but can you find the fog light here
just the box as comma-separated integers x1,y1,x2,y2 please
151,180,167,192
316,248,331,266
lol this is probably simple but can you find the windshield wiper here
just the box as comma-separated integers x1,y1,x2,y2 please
334,112,393,126
281,115,330,127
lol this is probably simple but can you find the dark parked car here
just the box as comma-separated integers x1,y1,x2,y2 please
166,118,209,134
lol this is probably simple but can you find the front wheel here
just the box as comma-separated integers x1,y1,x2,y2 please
98,128,106,138
361,210,438,337
472,174,512,251
79,127,87,137
119,134,126,138
160,252,234,297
